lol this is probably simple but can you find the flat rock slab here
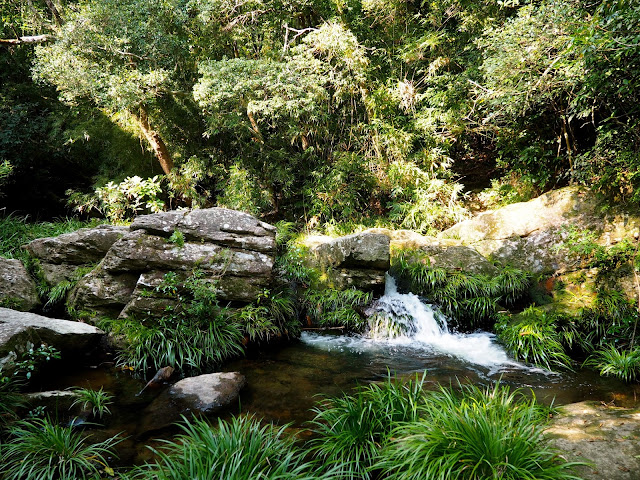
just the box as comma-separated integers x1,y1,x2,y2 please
547,401,640,480
0,307,104,368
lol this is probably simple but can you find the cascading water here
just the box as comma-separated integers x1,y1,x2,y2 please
301,274,522,370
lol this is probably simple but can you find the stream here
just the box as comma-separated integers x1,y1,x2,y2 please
35,275,640,466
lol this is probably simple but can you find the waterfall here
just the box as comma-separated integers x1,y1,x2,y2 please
302,274,520,369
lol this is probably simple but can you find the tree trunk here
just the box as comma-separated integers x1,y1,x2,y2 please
134,107,175,175
43,0,64,27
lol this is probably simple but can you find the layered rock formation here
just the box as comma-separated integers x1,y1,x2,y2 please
301,232,391,290
25,208,277,321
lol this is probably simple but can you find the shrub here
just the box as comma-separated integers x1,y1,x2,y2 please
132,415,321,480
0,375,25,430
69,387,114,419
496,307,573,371
584,345,640,383
308,375,428,479
0,417,120,480
374,383,583,480
304,288,372,330
390,249,531,329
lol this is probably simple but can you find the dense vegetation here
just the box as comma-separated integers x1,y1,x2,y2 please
1,0,639,227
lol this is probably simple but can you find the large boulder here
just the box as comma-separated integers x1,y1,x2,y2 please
25,225,127,287
367,228,498,276
0,308,104,371
0,258,40,311
302,232,391,290
440,186,640,275
130,208,276,253
67,208,277,321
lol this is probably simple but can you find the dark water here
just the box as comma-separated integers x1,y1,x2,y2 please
34,332,640,466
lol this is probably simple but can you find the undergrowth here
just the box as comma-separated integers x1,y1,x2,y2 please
390,249,531,330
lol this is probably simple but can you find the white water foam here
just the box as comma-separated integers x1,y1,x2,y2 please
301,275,523,370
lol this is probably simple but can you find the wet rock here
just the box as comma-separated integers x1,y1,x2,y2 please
25,225,128,265
0,308,104,371
168,372,246,412
0,258,40,311
131,208,276,253
140,372,245,433
302,232,390,290
547,401,640,480
25,390,79,417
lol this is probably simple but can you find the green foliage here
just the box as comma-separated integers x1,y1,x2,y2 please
70,175,166,223
0,375,26,430
233,289,299,342
390,250,531,329
168,230,185,248
12,343,61,380
308,375,428,479
132,415,320,480
304,288,372,330
496,308,574,371
106,270,244,373
69,387,114,419
375,383,582,480
0,417,120,480
584,345,640,383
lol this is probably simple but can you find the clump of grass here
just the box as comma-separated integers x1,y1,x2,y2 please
69,387,114,419
0,417,120,480
374,383,583,480
308,375,427,479
496,307,574,371
304,288,372,330
584,345,640,383
132,415,320,480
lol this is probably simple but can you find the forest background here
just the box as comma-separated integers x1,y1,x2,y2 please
1,0,639,230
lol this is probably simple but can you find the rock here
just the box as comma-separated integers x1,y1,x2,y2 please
67,268,139,319
25,390,79,417
140,372,245,433
102,230,274,277
546,401,640,480
168,372,246,413
0,308,104,370
0,258,40,311
39,263,81,286
25,225,128,265
302,231,391,290
440,186,640,275
131,208,276,253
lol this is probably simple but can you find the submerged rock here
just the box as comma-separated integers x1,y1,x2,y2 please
0,307,104,371
547,401,640,480
0,258,40,311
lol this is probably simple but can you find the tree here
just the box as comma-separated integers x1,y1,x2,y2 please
32,0,196,175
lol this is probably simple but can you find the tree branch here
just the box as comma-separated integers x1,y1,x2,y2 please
0,35,54,45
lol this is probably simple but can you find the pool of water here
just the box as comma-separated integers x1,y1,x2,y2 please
33,330,639,467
